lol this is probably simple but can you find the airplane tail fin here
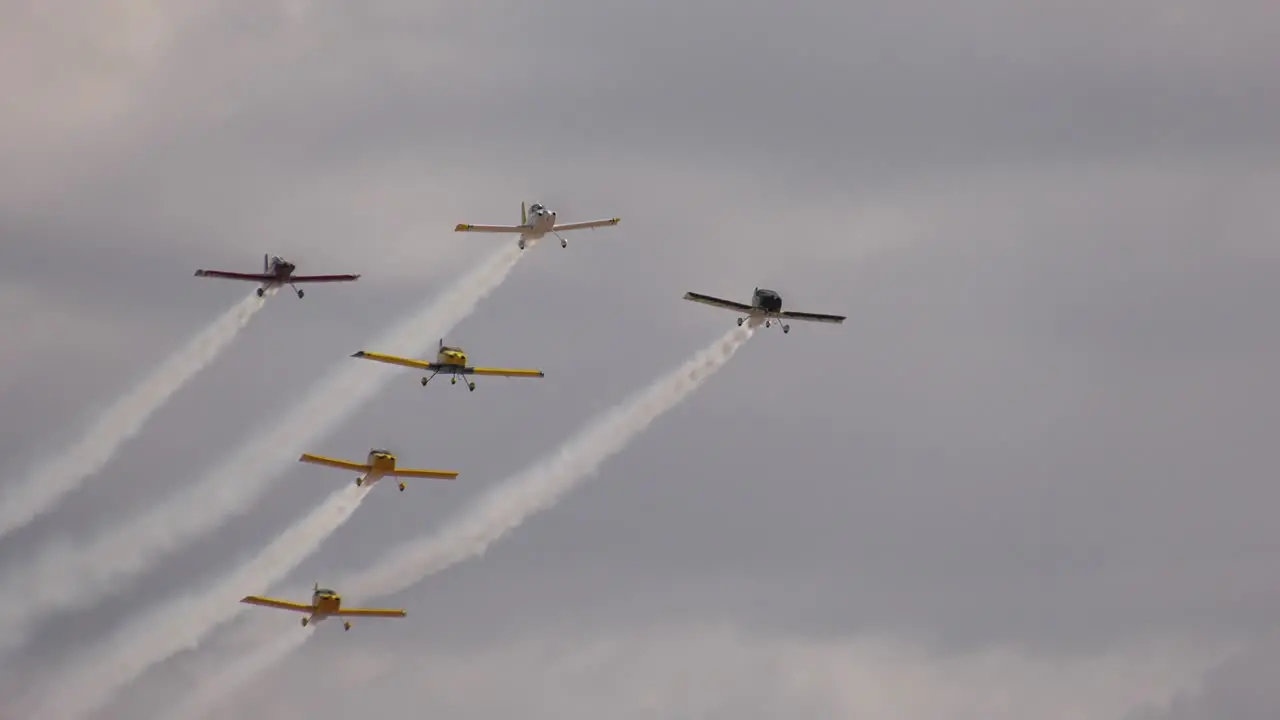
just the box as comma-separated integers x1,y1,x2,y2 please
521,202,527,225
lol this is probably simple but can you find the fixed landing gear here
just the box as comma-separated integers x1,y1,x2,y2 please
518,238,526,250
561,238,568,248
782,324,790,334
737,317,744,326
301,617,309,627
256,287,266,297
343,622,352,631
449,376,476,391
398,482,406,492
355,476,363,487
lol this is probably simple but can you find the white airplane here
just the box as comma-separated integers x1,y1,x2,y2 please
454,202,620,249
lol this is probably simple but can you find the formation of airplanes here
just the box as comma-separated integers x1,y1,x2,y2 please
198,201,845,632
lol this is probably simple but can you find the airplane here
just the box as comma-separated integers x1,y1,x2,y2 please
193,254,361,298
240,582,406,631
683,287,846,334
351,338,545,392
298,448,459,492
454,202,620,249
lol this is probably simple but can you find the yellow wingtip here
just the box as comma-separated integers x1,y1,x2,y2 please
454,223,471,231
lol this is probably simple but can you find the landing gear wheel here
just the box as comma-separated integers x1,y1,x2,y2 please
518,239,526,250
421,377,429,386
343,622,351,631
468,382,476,391
301,617,309,627
450,377,457,385
355,477,363,487
257,288,265,297
737,317,744,326
296,289,305,298
782,324,790,334
560,239,568,248
765,320,772,328
398,482,406,492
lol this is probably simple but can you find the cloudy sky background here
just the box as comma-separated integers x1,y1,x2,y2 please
2,0,1279,717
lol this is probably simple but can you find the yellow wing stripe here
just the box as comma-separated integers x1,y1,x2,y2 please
298,453,372,473
241,596,314,613
385,468,460,479
350,350,433,371
468,367,545,378
334,608,407,618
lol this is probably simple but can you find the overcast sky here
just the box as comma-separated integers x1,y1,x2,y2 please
3,0,1279,718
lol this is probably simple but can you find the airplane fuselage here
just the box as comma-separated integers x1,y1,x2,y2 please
519,204,557,239
354,449,396,488
301,589,351,629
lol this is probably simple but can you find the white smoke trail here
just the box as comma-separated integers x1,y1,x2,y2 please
164,629,311,720
25,483,370,720
0,290,266,541
172,324,755,719
0,246,522,658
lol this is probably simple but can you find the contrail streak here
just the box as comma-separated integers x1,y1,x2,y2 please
163,629,311,720
24,484,371,720
0,290,266,541
0,246,522,660
171,323,755,718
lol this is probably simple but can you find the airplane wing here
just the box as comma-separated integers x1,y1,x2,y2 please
193,270,275,282
780,310,847,324
682,292,754,313
350,350,434,371
333,607,407,618
385,467,460,479
462,367,546,378
551,218,621,232
454,223,528,233
298,453,371,473
240,596,314,613
289,274,361,283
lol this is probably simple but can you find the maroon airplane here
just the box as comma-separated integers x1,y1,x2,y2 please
194,254,361,298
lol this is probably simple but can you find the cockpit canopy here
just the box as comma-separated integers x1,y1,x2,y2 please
755,287,780,299
315,588,337,596
370,448,392,456
529,203,545,212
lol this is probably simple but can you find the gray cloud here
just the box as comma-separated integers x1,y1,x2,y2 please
2,0,1278,717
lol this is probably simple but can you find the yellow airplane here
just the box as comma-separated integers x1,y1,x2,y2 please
299,448,459,492
351,338,544,392
241,582,406,631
